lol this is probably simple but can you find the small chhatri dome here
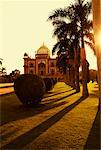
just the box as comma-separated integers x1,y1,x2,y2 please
37,43,50,55
24,52,28,56
24,52,29,58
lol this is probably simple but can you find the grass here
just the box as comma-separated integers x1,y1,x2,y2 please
0,83,14,88
0,83,14,95
0,82,100,149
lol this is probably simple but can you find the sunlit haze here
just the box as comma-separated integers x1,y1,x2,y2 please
0,0,97,74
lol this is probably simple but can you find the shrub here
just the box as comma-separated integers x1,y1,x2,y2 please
43,77,53,92
14,74,45,105
52,78,57,86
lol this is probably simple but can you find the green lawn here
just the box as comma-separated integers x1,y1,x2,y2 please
0,82,100,149
0,83,14,88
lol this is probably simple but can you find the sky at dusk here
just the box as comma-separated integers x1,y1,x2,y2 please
0,0,97,74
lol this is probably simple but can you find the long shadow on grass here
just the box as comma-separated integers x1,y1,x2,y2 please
0,85,14,88
0,91,76,125
84,110,100,149
2,96,86,149
43,90,76,103
44,88,74,98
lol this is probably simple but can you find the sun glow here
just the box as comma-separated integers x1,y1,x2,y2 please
0,0,97,74
97,31,101,47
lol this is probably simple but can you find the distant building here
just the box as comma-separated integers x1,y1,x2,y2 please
23,43,62,78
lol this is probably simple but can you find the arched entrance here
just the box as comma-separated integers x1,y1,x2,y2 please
38,63,46,75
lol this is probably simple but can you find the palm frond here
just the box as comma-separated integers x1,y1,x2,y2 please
52,42,60,55
48,9,68,21
84,40,96,55
52,20,66,26
0,60,2,65
83,20,93,31
85,32,94,43
53,21,77,40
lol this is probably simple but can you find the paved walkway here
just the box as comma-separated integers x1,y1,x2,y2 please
0,82,100,149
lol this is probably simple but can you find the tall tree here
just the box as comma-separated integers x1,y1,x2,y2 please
1,67,6,76
0,58,3,66
0,61,2,66
48,0,93,96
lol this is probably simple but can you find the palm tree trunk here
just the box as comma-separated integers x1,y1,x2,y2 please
69,66,75,88
81,34,89,97
75,65,80,92
74,46,80,93
78,0,89,97
81,59,89,97
71,66,75,88
68,67,71,86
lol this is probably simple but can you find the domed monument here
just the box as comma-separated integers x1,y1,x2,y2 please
37,43,50,56
23,43,61,78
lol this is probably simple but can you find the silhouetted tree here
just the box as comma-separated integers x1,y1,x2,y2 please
48,0,94,96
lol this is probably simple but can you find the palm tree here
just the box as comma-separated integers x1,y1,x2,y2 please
47,18,80,90
50,21,76,87
1,67,6,76
0,58,3,66
0,61,2,66
52,34,78,90
75,0,91,97
48,0,93,96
